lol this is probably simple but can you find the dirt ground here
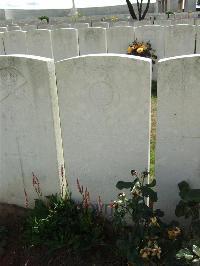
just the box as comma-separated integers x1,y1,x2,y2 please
0,203,126,266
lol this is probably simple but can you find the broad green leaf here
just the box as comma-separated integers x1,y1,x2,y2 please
178,181,190,192
141,186,158,202
116,178,139,190
193,245,200,258
183,190,200,203
116,181,133,190
175,200,187,217
176,248,193,261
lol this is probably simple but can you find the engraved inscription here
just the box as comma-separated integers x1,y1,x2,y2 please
0,67,27,102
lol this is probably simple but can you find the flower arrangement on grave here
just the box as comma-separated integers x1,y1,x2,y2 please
111,16,119,22
38,16,49,24
127,40,157,64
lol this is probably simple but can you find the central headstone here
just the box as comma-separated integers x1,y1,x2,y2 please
56,54,151,204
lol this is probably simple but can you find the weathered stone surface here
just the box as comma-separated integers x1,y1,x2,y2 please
196,26,200,53
26,29,53,58
135,25,165,59
134,20,153,27
0,27,7,32
56,54,151,204
154,20,172,26
52,23,71,29
0,55,65,207
37,24,53,30
51,28,79,61
4,30,27,54
92,22,109,28
164,25,196,57
73,23,89,29
0,33,5,55
112,21,129,27
135,25,165,80
107,26,134,53
156,55,200,221
22,25,37,31
78,27,107,55
172,18,195,25
7,25,21,31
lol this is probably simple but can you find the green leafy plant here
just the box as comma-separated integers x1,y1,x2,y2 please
166,11,174,18
175,181,200,265
24,179,106,253
38,16,49,24
111,170,181,265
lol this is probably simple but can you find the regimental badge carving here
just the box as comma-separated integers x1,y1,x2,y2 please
89,82,115,109
0,67,27,103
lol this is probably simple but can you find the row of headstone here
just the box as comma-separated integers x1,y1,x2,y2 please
0,25,199,61
0,54,151,208
155,18,200,26
0,54,199,222
0,11,199,28
1,15,200,31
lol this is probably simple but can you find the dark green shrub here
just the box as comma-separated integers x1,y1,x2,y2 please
175,181,200,265
111,170,182,265
38,16,49,24
24,189,106,253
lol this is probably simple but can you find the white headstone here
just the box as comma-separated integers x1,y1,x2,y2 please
175,12,188,19
78,27,107,55
196,26,200,53
112,21,129,27
164,25,196,57
56,54,151,204
195,19,200,26
154,20,172,26
173,18,195,25
134,20,153,27
135,25,165,80
0,55,65,207
22,25,37,31
7,25,21,31
51,28,79,61
135,25,165,59
73,23,89,29
92,22,109,28
3,31,27,55
156,55,200,221
107,26,135,53
27,29,53,58
0,27,7,32
157,13,167,20
0,33,5,55
52,23,71,29
37,24,53,30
